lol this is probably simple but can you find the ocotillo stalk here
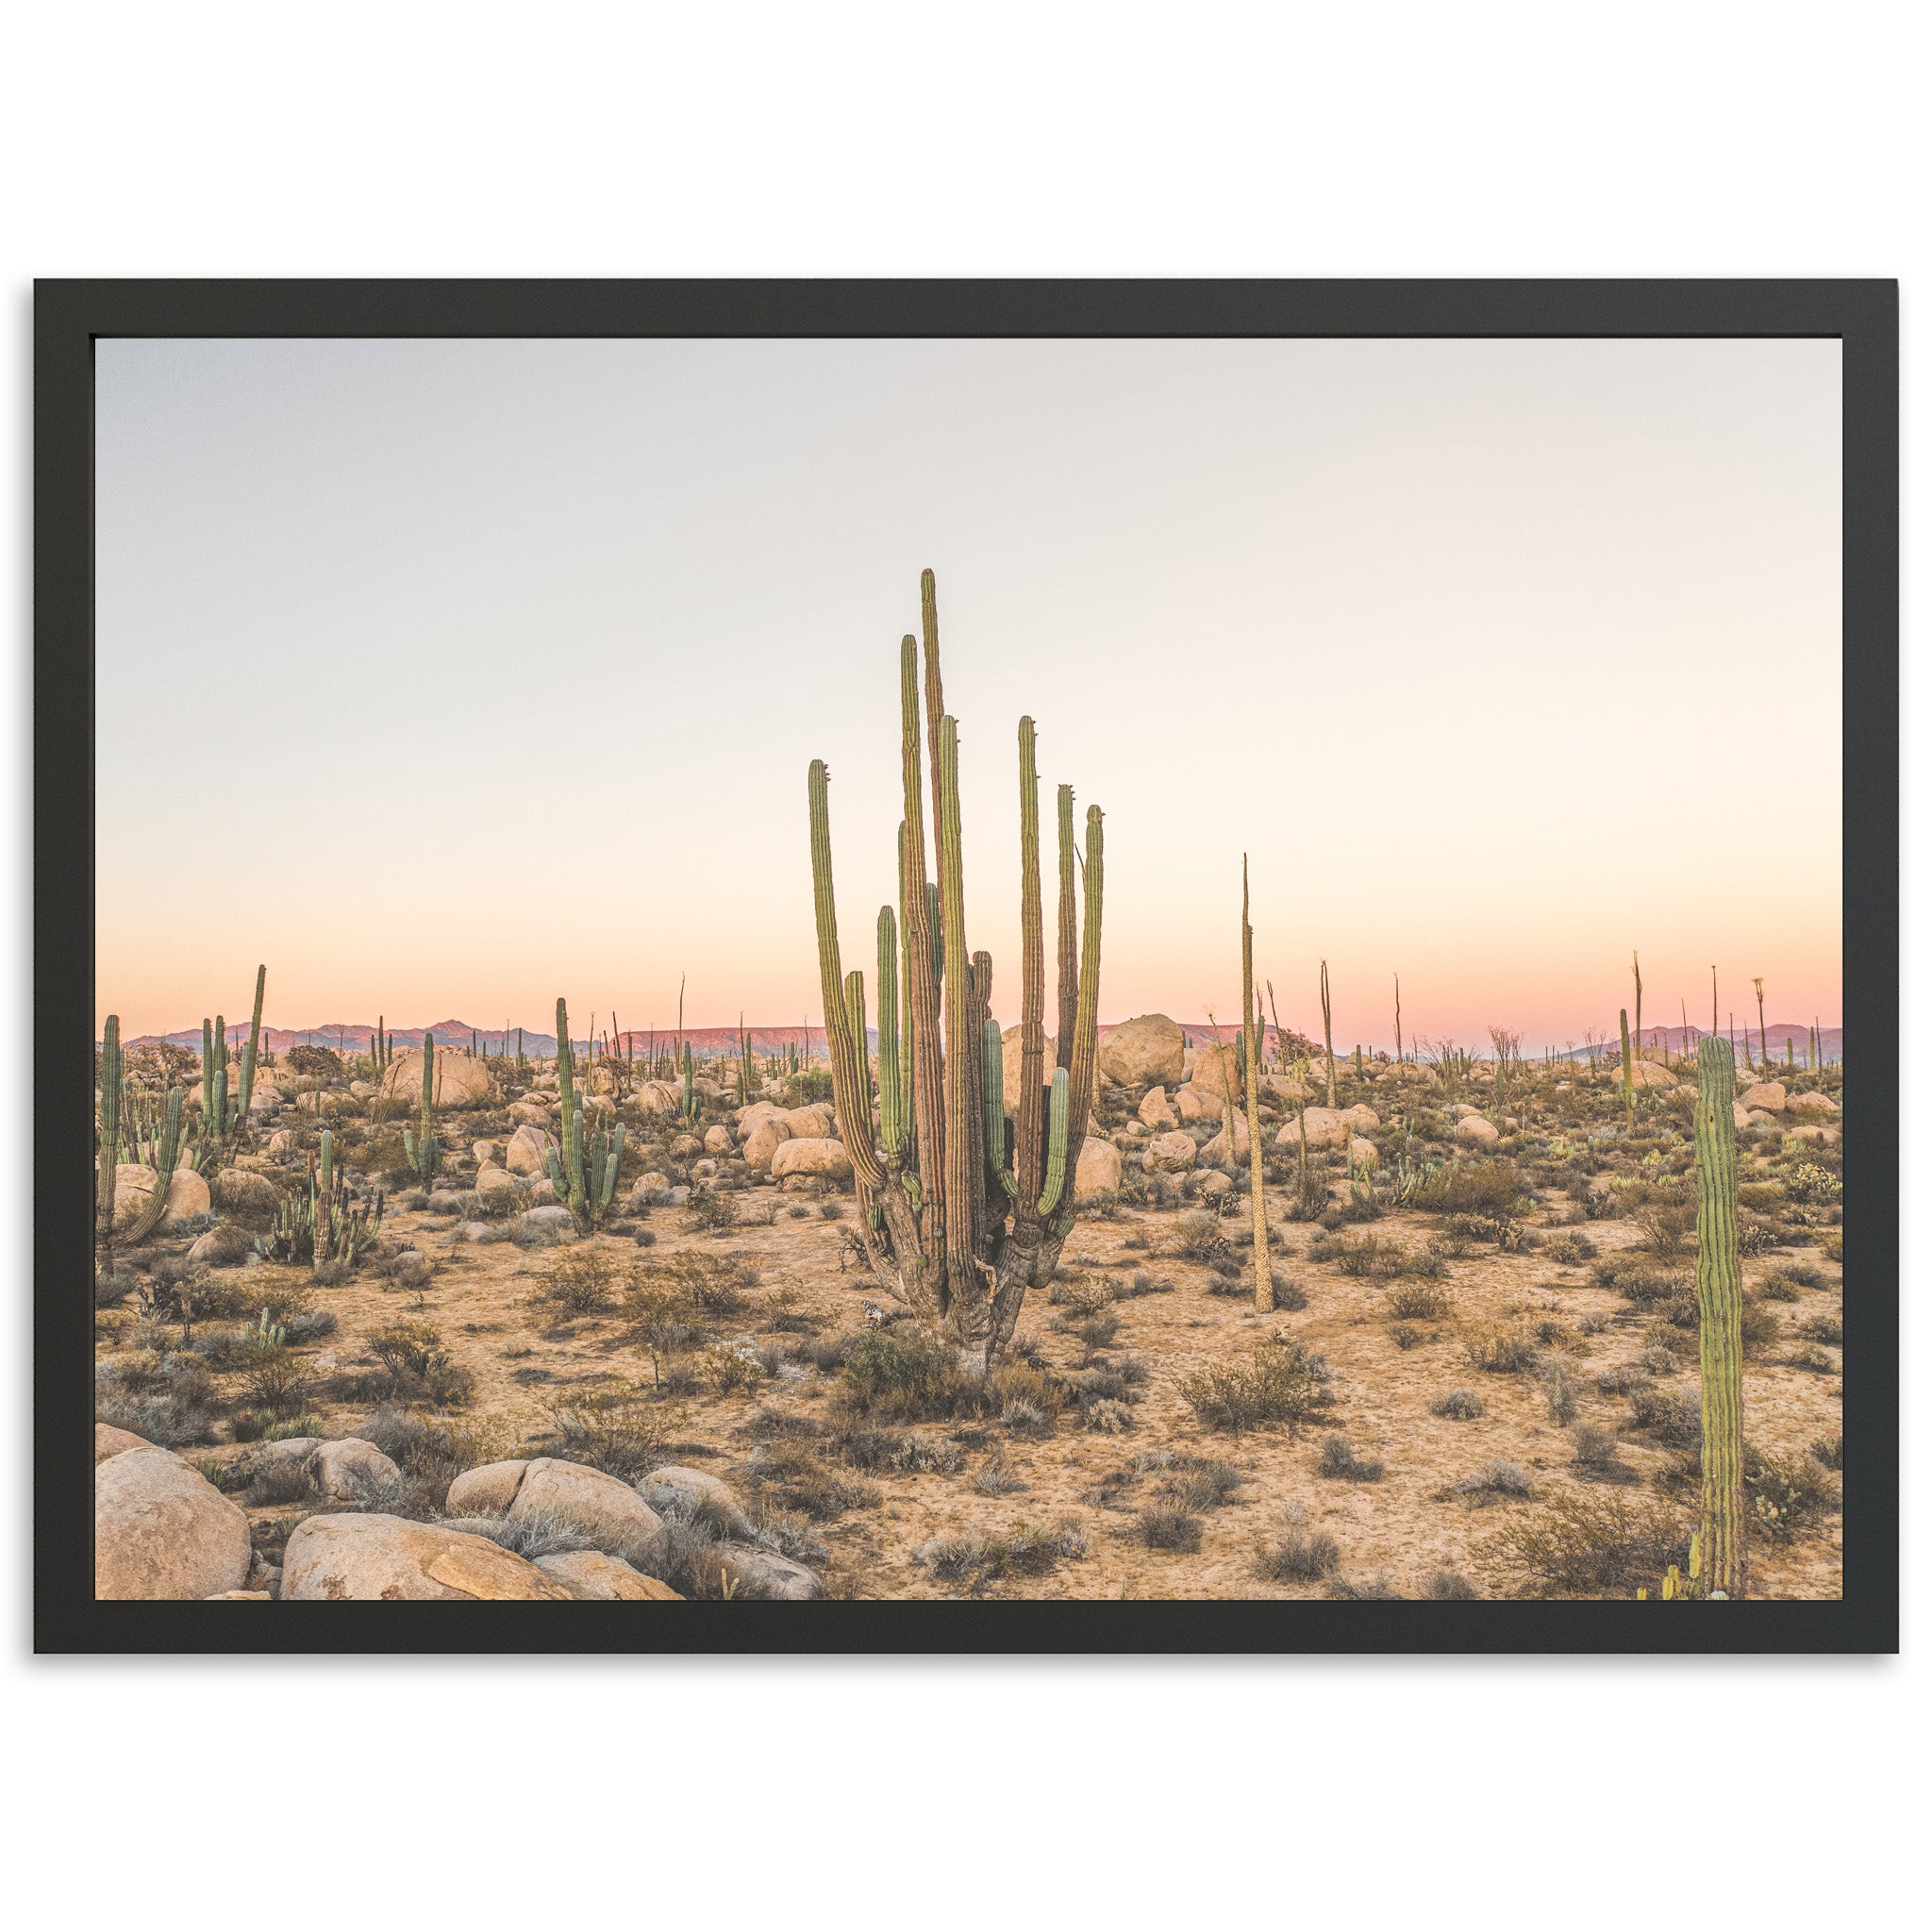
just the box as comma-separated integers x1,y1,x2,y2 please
1692,1037,1747,1597
1320,959,1335,1107
1753,976,1768,1073
1241,861,1271,1311
1207,1008,1240,1173
1393,971,1402,1064
1619,1008,1634,1126
97,1014,123,1242
241,965,265,1116
1632,950,1643,1054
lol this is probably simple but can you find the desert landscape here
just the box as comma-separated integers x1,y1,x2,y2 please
92,581,1845,1606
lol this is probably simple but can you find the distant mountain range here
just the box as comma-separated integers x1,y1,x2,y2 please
117,1016,1841,1064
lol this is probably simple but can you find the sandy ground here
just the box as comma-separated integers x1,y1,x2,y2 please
107,1163,1841,1601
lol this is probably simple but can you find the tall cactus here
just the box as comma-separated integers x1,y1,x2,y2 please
97,1015,124,1243
1619,1007,1634,1126
1692,1036,1746,1597
239,964,266,1118
808,569,1105,1374
547,996,625,1228
1320,958,1335,1108
115,1085,187,1245
403,1031,441,1184
1241,860,1272,1312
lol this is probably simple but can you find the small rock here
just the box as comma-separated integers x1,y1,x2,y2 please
535,1551,683,1600
771,1137,854,1181
1073,1135,1124,1200
1096,1013,1186,1088
1137,1086,1176,1130
1143,1130,1198,1173
308,1438,403,1504
704,1124,734,1154
714,1543,824,1601
1455,1115,1502,1146
447,1460,532,1515
638,1464,738,1511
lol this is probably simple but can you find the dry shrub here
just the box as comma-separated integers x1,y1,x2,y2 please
1488,1492,1690,1597
1384,1281,1453,1322
545,1385,676,1480
1413,1159,1524,1217
1176,1341,1333,1438
542,1249,616,1314
1256,1503,1340,1583
1463,1327,1539,1374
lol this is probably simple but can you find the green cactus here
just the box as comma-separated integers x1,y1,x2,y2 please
808,573,1105,1374
403,1030,442,1184
1619,1007,1634,1126
1693,1036,1746,1597
877,906,907,1163
96,1015,124,1242
1035,1066,1071,1216
1241,858,1272,1312
240,965,265,1117
547,996,625,1228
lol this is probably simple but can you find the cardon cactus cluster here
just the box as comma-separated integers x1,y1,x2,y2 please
808,568,1103,1376
96,1014,124,1241
1691,1035,1746,1597
548,997,625,1229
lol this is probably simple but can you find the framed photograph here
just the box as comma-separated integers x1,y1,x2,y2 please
39,279,1897,1652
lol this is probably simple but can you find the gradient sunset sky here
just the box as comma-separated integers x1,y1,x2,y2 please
95,336,1841,1050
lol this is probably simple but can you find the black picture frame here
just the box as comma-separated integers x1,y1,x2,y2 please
39,278,1898,1655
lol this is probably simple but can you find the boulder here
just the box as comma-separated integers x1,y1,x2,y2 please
784,1103,835,1139
1198,1170,1233,1198
308,1438,403,1505
704,1124,734,1154
1786,1089,1838,1117
535,1551,683,1600
670,1133,704,1159
713,1543,824,1601
505,1124,552,1175
741,1123,790,1172
509,1458,666,1566
281,1514,575,1600
211,1169,280,1218
771,1138,854,1182
1143,1130,1198,1173
638,1464,738,1512
1349,1136,1379,1171
1200,1112,1252,1167
380,1050,496,1110
246,1084,285,1115
1274,1107,1350,1151
1625,1058,1678,1091
1000,1024,1058,1117
1341,1104,1380,1133
1733,1102,1753,1131
474,1165,519,1197
185,1225,252,1268
1097,1013,1186,1089
1188,1041,1244,1108
508,1100,554,1127
584,1093,617,1121
634,1082,680,1116
1454,1114,1502,1146
266,1130,296,1155
94,1422,153,1462
1264,1074,1310,1103
472,1139,499,1164
1176,1087,1224,1124
1073,1136,1124,1200
1740,1081,1787,1113
95,1446,251,1599
111,1163,209,1228
520,1205,577,1234
446,1459,531,1517
1138,1086,1176,1130
1785,1123,1840,1146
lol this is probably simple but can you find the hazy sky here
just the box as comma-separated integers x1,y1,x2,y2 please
95,336,1841,1049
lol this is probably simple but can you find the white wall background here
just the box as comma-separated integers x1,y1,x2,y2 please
6,5,1920,1927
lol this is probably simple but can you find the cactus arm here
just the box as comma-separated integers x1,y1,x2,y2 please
807,758,887,1191
1036,1067,1071,1215
1014,718,1047,1215
936,716,979,1292
1051,804,1104,1236
898,638,946,1262
1693,1036,1746,1596
201,1018,213,1121
1054,784,1079,1072
984,1016,1015,1197
603,1124,625,1210
241,964,265,1115
876,905,906,1164
545,1145,565,1193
